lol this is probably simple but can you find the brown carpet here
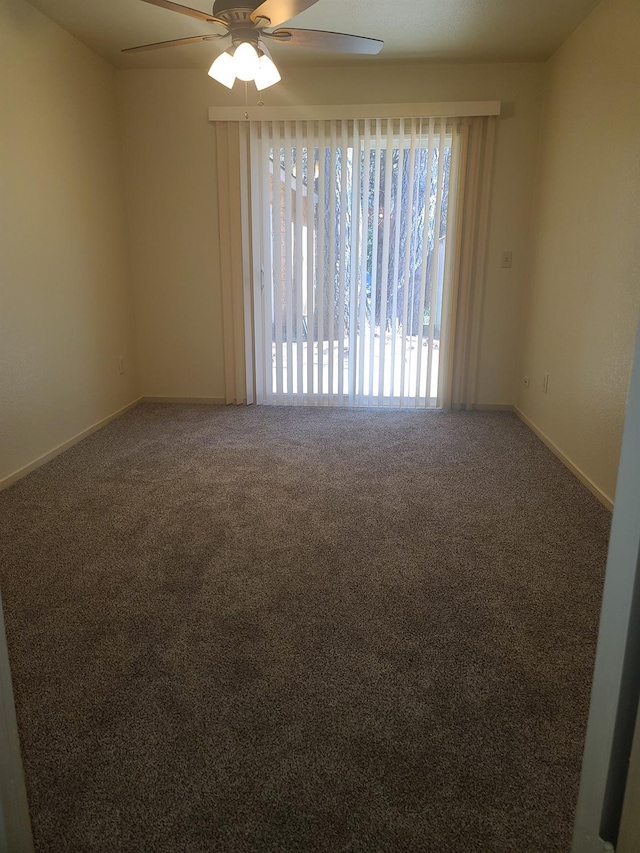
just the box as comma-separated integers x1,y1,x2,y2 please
0,405,610,852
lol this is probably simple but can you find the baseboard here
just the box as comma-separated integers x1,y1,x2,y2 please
514,406,613,511
141,396,226,405
451,403,514,412
0,398,142,494
475,403,514,412
0,590,34,851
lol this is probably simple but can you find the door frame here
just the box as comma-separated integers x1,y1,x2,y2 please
572,322,640,853
0,590,33,852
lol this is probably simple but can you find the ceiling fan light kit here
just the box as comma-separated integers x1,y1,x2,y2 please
208,41,281,89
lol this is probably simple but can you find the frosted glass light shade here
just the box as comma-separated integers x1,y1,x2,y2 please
233,42,259,82
208,51,236,89
255,54,281,91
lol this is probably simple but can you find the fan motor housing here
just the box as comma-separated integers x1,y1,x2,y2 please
212,1,264,28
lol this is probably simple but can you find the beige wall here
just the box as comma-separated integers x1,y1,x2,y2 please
0,0,139,485
117,62,546,404
517,0,640,504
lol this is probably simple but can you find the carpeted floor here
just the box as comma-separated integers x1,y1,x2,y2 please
0,405,611,852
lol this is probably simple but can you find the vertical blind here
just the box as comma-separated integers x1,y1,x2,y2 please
213,110,498,409
242,117,458,408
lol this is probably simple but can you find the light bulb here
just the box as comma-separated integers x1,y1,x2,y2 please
208,51,236,89
254,54,281,91
233,42,259,82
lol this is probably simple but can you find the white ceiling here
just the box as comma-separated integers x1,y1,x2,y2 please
28,0,601,69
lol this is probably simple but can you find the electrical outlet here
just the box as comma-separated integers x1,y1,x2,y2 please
543,372,549,393
118,356,125,375
501,250,513,269
523,376,530,388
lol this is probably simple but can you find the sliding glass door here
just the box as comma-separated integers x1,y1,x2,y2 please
248,117,455,407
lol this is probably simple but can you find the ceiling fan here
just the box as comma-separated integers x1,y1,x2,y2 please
123,0,384,90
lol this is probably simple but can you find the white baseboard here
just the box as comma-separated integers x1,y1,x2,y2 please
0,398,142,494
474,403,514,412
0,591,34,852
451,403,514,412
141,396,226,405
514,406,613,511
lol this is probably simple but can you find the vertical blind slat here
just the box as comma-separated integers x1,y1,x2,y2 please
405,117,423,402
377,118,394,401
369,119,383,404
327,121,338,404
439,119,465,410
283,122,294,401
348,120,360,406
259,122,273,405
306,127,315,404
316,120,326,403
413,118,435,406
389,117,405,402
337,120,348,405
247,122,263,404
454,118,481,406
240,123,255,405
357,124,371,406
399,118,417,406
425,120,446,406
272,121,284,404
294,120,305,405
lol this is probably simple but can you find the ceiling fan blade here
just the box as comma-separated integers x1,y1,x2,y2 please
122,34,228,53
250,0,319,28
265,28,384,55
139,0,226,26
